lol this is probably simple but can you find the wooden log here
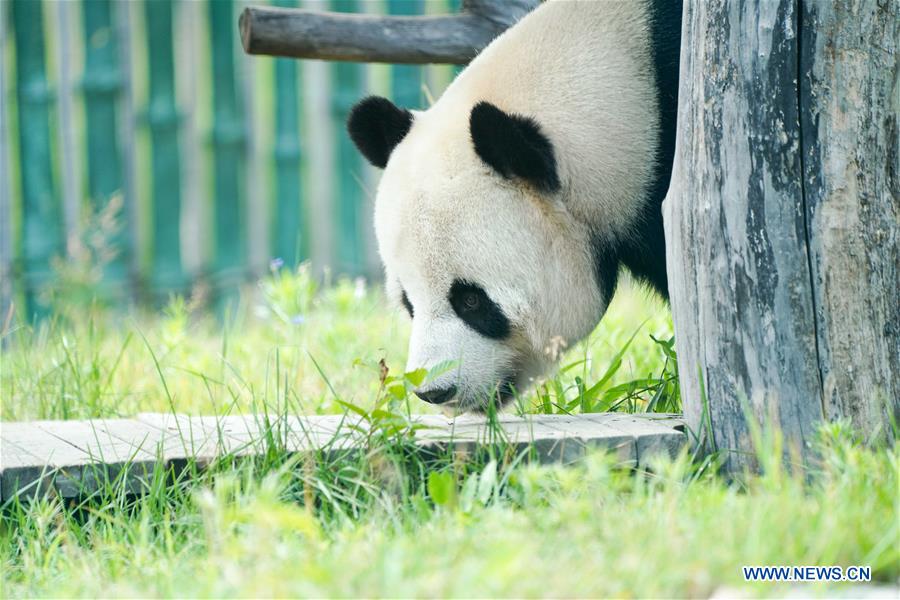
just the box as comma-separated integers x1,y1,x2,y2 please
0,420,162,499
1,413,686,500
663,0,898,471
239,0,539,64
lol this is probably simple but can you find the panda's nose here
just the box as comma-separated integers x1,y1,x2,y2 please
414,386,457,405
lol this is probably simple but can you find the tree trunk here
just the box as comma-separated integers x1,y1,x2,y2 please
664,0,898,471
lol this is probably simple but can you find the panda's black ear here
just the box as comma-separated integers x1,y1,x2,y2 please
347,96,413,168
469,101,560,193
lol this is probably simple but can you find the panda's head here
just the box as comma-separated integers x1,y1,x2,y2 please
348,96,607,412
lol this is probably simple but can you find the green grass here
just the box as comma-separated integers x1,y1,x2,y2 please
1,268,897,598
1,423,896,598
1,265,675,421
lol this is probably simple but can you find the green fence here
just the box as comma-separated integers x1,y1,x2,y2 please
1,0,458,318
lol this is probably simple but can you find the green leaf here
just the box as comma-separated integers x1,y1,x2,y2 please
427,471,456,507
403,368,428,388
477,460,498,506
540,386,553,415
650,334,678,361
559,359,587,375
580,328,642,404
386,380,407,400
334,398,369,420
425,360,457,381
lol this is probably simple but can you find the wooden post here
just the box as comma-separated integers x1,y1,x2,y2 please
11,0,62,318
144,0,186,298
799,0,899,443
242,19,268,282
663,0,898,471
173,0,205,280
55,0,81,258
116,0,141,283
209,0,247,306
272,0,306,267
0,0,11,327
330,0,364,275
81,0,130,293
301,15,336,278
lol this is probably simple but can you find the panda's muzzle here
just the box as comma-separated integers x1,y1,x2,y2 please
414,385,458,405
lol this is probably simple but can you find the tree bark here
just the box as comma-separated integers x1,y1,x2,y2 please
239,0,538,64
664,0,898,471
800,0,899,448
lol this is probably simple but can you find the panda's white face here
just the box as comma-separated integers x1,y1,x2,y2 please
363,101,606,411
346,1,666,411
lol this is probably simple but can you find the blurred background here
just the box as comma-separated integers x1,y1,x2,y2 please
0,0,461,319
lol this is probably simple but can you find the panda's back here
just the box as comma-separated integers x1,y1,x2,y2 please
431,0,681,245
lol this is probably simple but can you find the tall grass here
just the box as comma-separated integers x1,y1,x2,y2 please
2,268,896,597
0,415,896,597
1,265,675,421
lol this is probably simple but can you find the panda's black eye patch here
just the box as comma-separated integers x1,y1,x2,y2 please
400,289,414,318
448,280,510,340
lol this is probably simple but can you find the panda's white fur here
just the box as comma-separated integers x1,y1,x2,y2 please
352,0,675,411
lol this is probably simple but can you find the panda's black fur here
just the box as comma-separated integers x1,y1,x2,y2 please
469,101,561,194
347,96,413,169
591,1,682,302
448,279,512,340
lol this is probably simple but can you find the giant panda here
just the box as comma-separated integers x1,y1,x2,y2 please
346,0,682,411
